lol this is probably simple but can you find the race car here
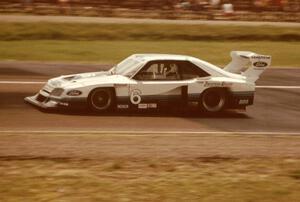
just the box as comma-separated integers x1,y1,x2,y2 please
25,51,271,113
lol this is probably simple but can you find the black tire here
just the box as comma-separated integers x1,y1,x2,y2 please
199,88,227,113
88,88,115,112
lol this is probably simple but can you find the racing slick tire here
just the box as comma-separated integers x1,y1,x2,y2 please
88,88,115,112
199,88,227,113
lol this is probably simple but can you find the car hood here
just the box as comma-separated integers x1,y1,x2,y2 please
47,71,133,88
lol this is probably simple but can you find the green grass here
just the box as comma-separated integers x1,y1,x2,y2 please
0,158,299,201
1,22,300,41
1,22,299,66
0,40,299,66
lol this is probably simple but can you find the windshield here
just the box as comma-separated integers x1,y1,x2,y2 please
111,56,143,77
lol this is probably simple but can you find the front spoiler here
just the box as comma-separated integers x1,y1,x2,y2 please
25,94,60,109
25,94,87,110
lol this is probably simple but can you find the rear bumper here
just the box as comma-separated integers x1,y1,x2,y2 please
24,94,87,110
227,91,254,109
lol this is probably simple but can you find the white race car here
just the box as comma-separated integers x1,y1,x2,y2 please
25,51,271,113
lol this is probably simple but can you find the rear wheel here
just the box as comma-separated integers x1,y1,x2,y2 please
199,88,227,113
88,88,115,112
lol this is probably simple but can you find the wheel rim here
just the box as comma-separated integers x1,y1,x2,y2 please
91,90,111,110
202,90,225,112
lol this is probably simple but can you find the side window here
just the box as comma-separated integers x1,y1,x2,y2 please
134,61,180,81
166,63,180,80
179,61,210,80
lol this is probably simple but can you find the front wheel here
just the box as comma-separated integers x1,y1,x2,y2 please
88,88,115,112
199,88,227,113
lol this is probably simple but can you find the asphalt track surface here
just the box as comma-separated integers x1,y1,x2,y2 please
1,14,300,27
0,61,299,134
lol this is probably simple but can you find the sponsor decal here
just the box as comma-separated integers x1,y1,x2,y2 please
114,84,128,87
204,81,232,87
148,103,157,109
188,101,199,106
138,103,148,109
117,104,129,109
251,55,271,59
48,100,58,106
204,82,220,87
239,99,249,105
253,61,268,68
138,103,157,109
67,90,82,96
58,102,69,106
130,89,142,105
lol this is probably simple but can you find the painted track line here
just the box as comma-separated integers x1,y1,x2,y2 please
0,130,300,136
0,81,45,84
1,15,300,27
256,86,300,89
0,81,300,89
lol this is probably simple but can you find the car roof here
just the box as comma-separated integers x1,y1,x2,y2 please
131,54,192,62
123,53,243,79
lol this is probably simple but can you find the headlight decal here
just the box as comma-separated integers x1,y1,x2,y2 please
50,88,64,96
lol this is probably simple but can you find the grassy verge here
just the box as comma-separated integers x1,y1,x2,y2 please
1,22,299,66
0,40,299,66
0,158,299,201
1,22,300,41
0,133,300,201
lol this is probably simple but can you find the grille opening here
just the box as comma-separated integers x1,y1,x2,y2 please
36,94,47,102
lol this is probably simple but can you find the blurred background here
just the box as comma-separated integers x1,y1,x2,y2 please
0,0,299,66
1,0,300,21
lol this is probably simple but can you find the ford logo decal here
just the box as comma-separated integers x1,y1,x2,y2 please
254,61,268,67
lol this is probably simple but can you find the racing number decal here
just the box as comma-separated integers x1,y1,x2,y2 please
130,89,142,105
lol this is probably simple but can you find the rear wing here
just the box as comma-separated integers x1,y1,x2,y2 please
224,51,271,82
